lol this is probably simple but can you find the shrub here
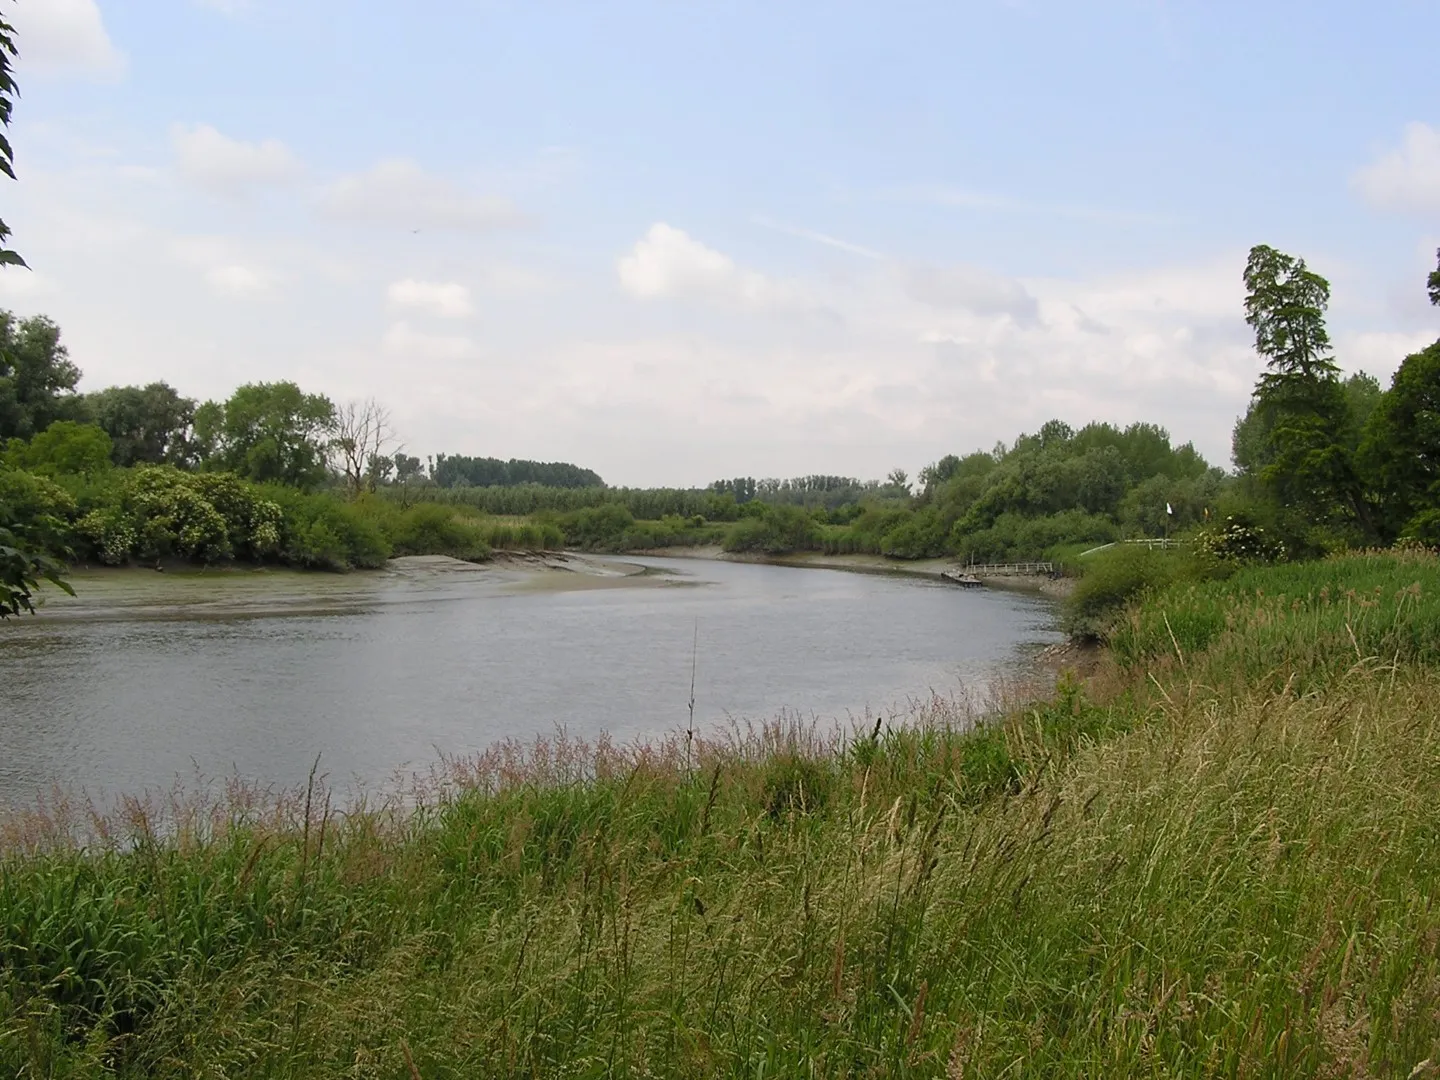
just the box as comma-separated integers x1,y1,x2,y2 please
722,504,822,554
388,503,492,561
1063,545,1224,641
1400,509,1440,550
879,508,947,559
0,467,76,528
192,472,283,561
560,504,637,549
1194,514,1286,563
259,485,390,570
75,466,231,564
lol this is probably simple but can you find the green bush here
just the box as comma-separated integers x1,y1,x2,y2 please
76,466,231,564
192,472,283,561
953,510,1120,563
386,503,492,561
0,467,76,531
1193,514,1286,563
1400,508,1440,549
259,485,390,570
3,421,112,477
722,504,822,554
1063,545,1225,641
879,508,948,559
560,503,637,549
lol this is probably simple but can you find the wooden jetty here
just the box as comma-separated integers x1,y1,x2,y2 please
941,561,1059,587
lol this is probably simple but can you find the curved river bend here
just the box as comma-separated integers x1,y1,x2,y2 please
0,557,1061,807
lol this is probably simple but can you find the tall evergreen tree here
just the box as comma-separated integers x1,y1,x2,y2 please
1240,244,1374,539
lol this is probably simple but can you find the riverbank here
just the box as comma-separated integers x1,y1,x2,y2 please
5,550,1438,1076
627,544,1076,597
17,552,664,620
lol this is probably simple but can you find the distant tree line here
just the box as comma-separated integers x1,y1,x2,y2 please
432,454,603,490
709,474,911,510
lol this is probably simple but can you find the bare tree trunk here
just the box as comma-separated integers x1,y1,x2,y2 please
333,398,393,499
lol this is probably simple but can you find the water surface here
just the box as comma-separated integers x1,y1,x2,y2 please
0,557,1060,806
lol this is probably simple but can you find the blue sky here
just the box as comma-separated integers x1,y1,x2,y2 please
4,0,1438,485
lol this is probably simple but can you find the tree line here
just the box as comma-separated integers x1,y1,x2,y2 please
6,243,1439,611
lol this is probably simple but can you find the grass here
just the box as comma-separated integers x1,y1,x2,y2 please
1061,543,1224,641
1112,547,1440,692
5,552,1440,1077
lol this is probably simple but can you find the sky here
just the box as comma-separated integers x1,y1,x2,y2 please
3,0,1439,487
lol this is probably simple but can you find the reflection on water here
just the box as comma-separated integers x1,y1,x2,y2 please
0,557,1060,806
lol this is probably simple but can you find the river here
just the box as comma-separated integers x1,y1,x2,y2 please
0,556,1061,808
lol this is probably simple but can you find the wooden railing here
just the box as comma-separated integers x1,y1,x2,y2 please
949,562,1057,576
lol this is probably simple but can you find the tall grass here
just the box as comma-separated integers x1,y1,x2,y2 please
1112,548,1440,691
6,553,1440,1076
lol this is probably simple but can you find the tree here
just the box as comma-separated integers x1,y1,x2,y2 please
332,397,393,498
195,382,336,490
1240,244,1373,538
84,382,196,466
390,452,424,507
1244,245,1337,386
433,453,604,489
1233,371,1380,479
886,468,910,495
918,454,961,497
1359,341,1440,541
0,16,74,617
5,420,111,475
0,311,82,439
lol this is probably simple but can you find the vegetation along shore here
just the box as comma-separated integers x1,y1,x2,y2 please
9,242,1440,613
4,242,1440,1072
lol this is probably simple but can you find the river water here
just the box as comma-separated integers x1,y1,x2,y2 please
0,557,1060,808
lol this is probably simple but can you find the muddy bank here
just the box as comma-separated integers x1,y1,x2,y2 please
1034,638,1105,676
17,553,668,622
624,546,1075,597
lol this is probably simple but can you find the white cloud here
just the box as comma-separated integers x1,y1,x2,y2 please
382,321,480,363
319,160,523,231
473,264,548,293
171,124,301,195
205,264,271,297
1335,330,1440,378
903,264,1040,325
387,279,473,319
10,0,126,79
617,223,808,311
1353,123,1440,214
166,235,278,298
